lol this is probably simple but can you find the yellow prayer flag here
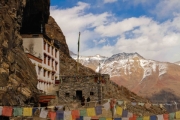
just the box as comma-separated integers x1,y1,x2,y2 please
116,106,122,116
87,108,96,117
176,111,180,119
106,118,113,120
23,107,32,116
143,116,150,120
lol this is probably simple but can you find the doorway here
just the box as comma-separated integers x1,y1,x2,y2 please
76,90,82,100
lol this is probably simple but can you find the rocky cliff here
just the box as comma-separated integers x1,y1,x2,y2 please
0,0,39,105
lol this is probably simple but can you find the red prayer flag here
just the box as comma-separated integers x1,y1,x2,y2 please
163,114,169,120
48,111,56,120
129,114,137,120
2,106,13,117
72,110,80,119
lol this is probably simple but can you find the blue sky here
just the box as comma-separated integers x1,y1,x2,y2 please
50,0,180,62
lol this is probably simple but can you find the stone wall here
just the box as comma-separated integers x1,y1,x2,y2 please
57,74,109,104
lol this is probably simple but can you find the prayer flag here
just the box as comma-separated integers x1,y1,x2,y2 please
127,112,133,118
48,111,56,120
163,114,169,120
138,102,145,106
118,101,123,105
32,108,38,115
84,117,91,120
129,116,136,120
72,110,80,119
122,109,128,117
0,106,3,115
143,116,150,120
39,108,48,118
95,106,102,115
116,106,122,116
131,102,137,106
99,117,106,120
114,118,121,120
137,117,143,120
13,107,22,116
23,107,32,116
80,109,87,116
150,115,156,120
103,102,110,111
64,111,72,120
87,108,96,117
122,117,129,120
176,111,180,119
169,113,175,120
79,116,83,120
157,115,163,120
56,111,64,120
2,106,13,117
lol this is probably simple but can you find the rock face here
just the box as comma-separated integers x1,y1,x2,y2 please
0,0,38,105
71,52,180,102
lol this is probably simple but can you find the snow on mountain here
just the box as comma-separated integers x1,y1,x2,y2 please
174,61,180,66
100,54,167,83
70,52,168,82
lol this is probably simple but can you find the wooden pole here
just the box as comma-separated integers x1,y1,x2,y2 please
76,32,80,74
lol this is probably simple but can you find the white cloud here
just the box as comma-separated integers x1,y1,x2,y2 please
95,17,152,37
111,15,180,62
51,2,180,62
50,2,111,53
104,0,117,3
151,0,180,19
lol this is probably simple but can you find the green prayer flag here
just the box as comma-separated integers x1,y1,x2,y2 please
137,117,143,120
169,113,175,120
99,117,106,120
80,109,87,116
13,107,23,116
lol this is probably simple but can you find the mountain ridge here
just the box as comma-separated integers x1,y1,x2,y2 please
71,51,180,102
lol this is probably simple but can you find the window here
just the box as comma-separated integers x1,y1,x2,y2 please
55,62,58,70
55,76,57,80
90,92,94,96
51,73,54,80
48,57,50,66
44,69,46,77
48,45,50,52
38,67,42,75
65,93,70,97
55,49,57,57
52,59,54,68
44,54,46,64
48,71,50,78
52,47,54,55
44,42,46,50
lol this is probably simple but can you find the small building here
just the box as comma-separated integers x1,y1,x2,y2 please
57,74,110,103
22,34,60,94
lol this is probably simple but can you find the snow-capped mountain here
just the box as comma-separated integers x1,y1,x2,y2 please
70,52,180,101
174,61,180,66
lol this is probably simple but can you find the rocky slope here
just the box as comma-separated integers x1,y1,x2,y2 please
0,0,39,105
71,52,180,102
